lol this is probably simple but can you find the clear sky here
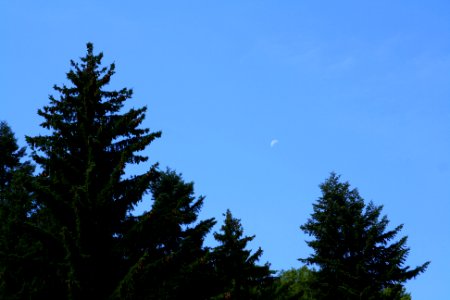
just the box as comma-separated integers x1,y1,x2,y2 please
1,1,449,298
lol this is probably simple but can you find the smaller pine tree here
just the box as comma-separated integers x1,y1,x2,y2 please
300,173,429,300
113,169,216,300
0,121,39,299
212,209,272,299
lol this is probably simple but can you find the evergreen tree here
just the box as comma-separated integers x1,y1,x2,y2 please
113,169,216,300
0,122,33,205
26,43,161,299
0,122,38,299
300,173,429,300
212,209,273,299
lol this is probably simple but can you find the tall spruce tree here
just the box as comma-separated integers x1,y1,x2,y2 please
212,209,273,299
300,173,429,300
26,43,162,299
0,122,37,299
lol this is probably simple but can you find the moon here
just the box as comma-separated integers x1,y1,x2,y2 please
270,139,279,147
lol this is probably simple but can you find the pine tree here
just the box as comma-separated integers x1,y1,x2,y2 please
300,173,429,300
0,122,33,205
26,43,161,299
112,169,216,299
0,121,38,299
212,209,273,299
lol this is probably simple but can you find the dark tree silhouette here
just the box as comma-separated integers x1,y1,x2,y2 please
26,43,162,299
21,43,226,300
0,122,39,299
113,169,216,299
212,209,273,299
300,173,429,300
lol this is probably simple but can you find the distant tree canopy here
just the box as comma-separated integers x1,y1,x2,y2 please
0,44,428,299
273,266,315,300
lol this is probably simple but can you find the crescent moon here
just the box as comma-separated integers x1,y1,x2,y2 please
270,139,279,147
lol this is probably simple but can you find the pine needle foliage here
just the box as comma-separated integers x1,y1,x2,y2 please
26,43,161,299
0,122,38,299
300,173,429,300
212,209,273,299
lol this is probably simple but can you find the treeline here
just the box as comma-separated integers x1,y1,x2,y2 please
0,44,428,300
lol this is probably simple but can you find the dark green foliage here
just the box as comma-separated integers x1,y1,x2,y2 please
112,169,216,299
381,287,412,300
25,43,162,299
211,209,273,299
271,266,412,300
0,122,38,299
0,122,33,207
16,43,225,300
300,173,429,300
0,46,282,300
0,43,429,300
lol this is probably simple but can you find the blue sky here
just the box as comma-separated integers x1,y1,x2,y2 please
1,1,449,298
